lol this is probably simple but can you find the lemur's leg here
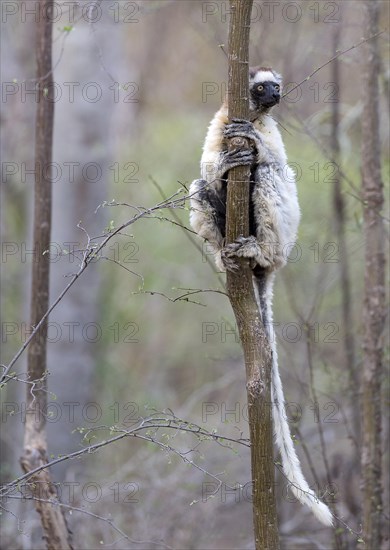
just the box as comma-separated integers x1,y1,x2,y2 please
190,179,224,243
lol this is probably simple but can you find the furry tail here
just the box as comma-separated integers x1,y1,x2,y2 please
253,270,333,527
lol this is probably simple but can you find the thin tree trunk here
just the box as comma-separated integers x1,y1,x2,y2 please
360,1,385,548
20,1,72,548
225,2,279,548
331,24,358,421
330,25,358,548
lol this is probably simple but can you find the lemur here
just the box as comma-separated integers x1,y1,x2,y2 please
190,67,333,526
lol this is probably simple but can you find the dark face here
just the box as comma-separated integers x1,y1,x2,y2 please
251,80,281,109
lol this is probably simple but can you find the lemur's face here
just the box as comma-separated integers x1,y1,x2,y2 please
249,68,282,113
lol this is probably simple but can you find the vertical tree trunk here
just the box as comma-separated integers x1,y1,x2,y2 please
360,1,385,548
330,26,359,547
225,2,279,548
331,24,358,421
20,1,72,548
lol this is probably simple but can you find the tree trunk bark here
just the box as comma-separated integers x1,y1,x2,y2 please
360,1,385,548
20,1,73,548
226,2,279,548
331,24,358,422
330,26,357,549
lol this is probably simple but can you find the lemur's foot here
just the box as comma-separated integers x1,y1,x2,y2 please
222,236,276,271
220,253,239,272
221,236,260,271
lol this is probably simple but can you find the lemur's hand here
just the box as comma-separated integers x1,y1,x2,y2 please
224,118,265,160
224,118,262,142
219,147,255,173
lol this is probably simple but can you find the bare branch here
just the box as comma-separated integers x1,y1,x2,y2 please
1,189,190,383
282,30,386,100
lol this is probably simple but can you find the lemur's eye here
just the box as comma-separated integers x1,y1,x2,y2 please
274,84,280,91
257,85,264,92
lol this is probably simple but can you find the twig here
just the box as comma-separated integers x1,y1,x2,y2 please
282,30,386,100
2,496,172,549
0,413,249,499
137,288,227,307
0,189,188,383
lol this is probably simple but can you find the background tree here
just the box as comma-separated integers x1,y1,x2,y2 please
19,0,72,547
330,15,358,423
360,0,386,547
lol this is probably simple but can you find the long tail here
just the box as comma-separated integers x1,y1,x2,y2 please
253,270,333,527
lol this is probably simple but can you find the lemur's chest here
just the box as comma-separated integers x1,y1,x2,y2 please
253,119,286,165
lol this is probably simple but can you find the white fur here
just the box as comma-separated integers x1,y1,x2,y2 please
251,69,282,85
189,182,222,249
264,279,333,526
200,108,228,187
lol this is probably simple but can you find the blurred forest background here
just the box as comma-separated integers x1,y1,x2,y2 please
1,1,389,549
